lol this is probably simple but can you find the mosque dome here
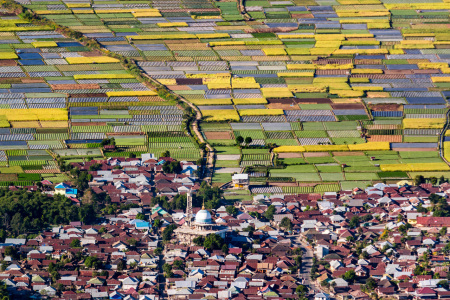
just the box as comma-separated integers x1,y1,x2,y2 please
195,207,212,224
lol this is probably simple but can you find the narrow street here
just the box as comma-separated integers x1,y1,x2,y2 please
158,253,168,300
289,234,327,298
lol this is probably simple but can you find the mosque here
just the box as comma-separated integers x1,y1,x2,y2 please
174,192,227,244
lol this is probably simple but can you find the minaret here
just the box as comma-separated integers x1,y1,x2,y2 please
186,190,193,228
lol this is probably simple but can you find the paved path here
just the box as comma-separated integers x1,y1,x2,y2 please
157,254,168,300
439,108,450,165
288,234,327,297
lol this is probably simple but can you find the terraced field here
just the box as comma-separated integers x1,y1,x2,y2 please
0,9,201,182
2,0,450,191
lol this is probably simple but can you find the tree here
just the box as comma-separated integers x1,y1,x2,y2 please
161,150,171,157
193,236,205,246
162,161,182,174
264,205,276,221
0,282,9,300
117,260,125,271
429,193,450,217
136,213,145,220
414,265,425,276
153,219,161,228
10,213,21,236
361,251,369,259
244,136,252,146
366,277,377,290
162,224,177,242
295,285,308,297
398,224,409,235
342,270,356,283
349,216,360,229
280,217,292,231
84,256,102,269
70,239,81,248
439,280,450,290
173,260,184,270
4,247,17,260
154,247,162,256
415,175,425,186
430,177,438,185
127,238,137,247
226,205,238,216
163,263,173,278
203,234,225,251
79,203,96,224
222,244,229,254
235,136,244,145
194,181,223,210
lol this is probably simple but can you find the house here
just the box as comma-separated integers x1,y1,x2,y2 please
232,174,249,189
416,217,450,227
54,183,77,197
315,293,330,300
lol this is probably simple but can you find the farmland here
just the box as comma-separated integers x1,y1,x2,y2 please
0,0,450,192
0,11,201,186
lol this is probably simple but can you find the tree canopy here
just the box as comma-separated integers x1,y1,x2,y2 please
0,189,96,237
264,205,276,220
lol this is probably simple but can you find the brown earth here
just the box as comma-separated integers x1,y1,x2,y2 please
0,60,17,66
277,153,303,158
369,104,403,111
205,131,232,140
22,78,45,83
167,85,191,91
332,151,365,156
81,50,103,57
70,93,107,98
0,174,17,181
331,103,365,110
367,135,402,142
267,103,300,110
303,152,330,157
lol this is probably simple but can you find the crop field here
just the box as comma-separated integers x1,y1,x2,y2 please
0,13,200,176
1,0,450,191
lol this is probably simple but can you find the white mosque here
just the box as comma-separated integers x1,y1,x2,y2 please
174,197,227,244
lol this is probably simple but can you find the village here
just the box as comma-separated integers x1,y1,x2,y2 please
0,154,448,300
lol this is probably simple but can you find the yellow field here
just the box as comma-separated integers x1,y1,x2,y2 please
403,118,446,129
190,99,233,105
274,142,391,153
238,109,284,116
66,57,120,64
0,109,67,121
40,121,69,128
202,110,240,122
380,163,450,172
232,98,268,105
348,142,390,151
